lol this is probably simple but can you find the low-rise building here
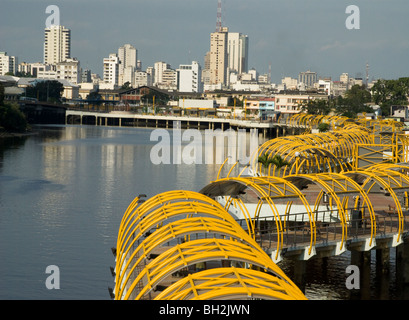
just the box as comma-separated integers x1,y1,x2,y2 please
275,91,328,116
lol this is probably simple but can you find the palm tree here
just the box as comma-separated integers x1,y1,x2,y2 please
258,154,289,169
258,154,274,168
271,155,290,169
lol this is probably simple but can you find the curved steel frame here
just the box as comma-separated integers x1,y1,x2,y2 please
154,267,307,300
114,114,409,301
114,190,306,300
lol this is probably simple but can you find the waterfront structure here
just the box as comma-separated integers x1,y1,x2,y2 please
111,114,409,299
44,25,71,65
0,52,18,76
177,61,202,93
113,190,307,300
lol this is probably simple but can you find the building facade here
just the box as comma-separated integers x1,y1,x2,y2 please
275,92,328,115
177,61,202,93
118,44,138,86
0,52,18,76
209,27,229,86
298,71,318,89
44,25,71,65
103,54,120,87
56,58,80,84
227,32,248,75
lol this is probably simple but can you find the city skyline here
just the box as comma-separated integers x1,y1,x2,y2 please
1,0,409,83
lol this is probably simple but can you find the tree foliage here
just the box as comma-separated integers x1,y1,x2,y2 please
301,99,331,115
25,80,64,103
334,85,372,117
258,154,290,169
318,122,330,132
0,84,28,132
371,77,409,116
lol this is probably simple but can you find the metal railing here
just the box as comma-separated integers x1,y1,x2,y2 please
235,209,409,252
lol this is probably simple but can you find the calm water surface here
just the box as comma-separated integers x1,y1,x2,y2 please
0,125,401,300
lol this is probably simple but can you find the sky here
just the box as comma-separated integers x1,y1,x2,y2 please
1,0,409,84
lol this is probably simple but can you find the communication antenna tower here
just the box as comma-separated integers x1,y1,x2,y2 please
216,0,222,32
366,62,369,87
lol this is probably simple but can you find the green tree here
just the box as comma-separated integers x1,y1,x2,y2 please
318,122,330,132
25,80,64,102
0,103,28,132
87,91,103,105
121,81,131,90
258,154,289,169
0,84,4,105
371,78,409,116
142,90,169,106
334,85,372,117
301,99,331,115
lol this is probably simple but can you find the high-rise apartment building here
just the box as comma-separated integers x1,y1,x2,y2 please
0,52,18,76
209,27,229,86
227,33,248,75
118,44,138,86
44,25,71,65
154,61,171,86
298,70,318,89
103,54,120,86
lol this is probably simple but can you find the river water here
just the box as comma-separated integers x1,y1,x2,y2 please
0,125,402,300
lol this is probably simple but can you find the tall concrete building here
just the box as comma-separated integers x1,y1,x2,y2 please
298,70,318,89
209,27,229,86
0,52,18,76
227,32,248,75
44,25,71,65
118,44,138,86
154,61,171,86
103,53,120,87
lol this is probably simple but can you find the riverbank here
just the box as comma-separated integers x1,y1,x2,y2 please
0,128,37,139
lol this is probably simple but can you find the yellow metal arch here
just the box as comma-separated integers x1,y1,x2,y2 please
115,217,263,300
345,167,409,242
200,176,316,257
155,267,307,300
123,238,301,300
115,191,240,291
284,173,369,251
252,124,371,176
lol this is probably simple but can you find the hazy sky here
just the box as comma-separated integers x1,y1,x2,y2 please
1,0,408,83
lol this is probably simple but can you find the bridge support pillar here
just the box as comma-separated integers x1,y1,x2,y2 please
294,260,306,293
376,248,390,275
350,250,371,299
396,239,409,298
